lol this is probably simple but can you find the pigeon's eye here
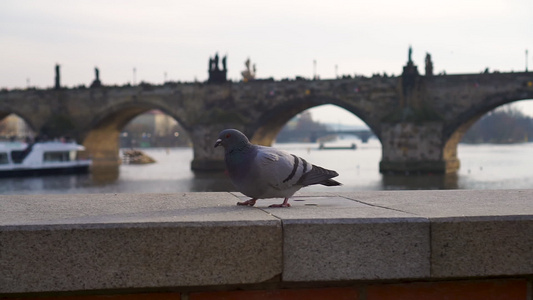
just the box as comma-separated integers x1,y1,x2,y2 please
225,133,231,138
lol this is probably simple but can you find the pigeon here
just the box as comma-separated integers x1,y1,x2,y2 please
214,129,341,207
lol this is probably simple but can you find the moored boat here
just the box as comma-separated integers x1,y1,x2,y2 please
0,141,91,177
318,143,357,150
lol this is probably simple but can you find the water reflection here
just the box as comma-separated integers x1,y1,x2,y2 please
91,166,120,184
189,171,235,192
0,174,93,194
381,172,459,190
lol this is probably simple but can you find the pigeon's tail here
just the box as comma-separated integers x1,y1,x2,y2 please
297,164,341,186
320,178,342,186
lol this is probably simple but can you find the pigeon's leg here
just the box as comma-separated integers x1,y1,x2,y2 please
269,198,291,208
237,198,257,206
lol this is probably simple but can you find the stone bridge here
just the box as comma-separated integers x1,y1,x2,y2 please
1,72,532,173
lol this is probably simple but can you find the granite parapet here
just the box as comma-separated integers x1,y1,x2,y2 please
1,190,532,295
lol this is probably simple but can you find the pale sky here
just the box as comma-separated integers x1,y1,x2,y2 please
1,0,532,125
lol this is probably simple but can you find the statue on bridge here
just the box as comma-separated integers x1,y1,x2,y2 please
241,58,256,82
425,53,434,76
90,67,102,88
222,55,227,72
402,46,419,97
208,52,228,84
54,64,61,90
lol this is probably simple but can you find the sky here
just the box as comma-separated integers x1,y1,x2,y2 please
1,0,532,125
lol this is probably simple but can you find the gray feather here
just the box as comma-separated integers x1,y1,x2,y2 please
297,164,341,186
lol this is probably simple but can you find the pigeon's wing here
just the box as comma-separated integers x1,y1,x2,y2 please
296,164,340,186
254,146,312,190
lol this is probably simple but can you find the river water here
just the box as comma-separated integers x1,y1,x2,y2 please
1,138,532,195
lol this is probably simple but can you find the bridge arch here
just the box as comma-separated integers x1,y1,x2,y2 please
81,100,190,169
249,96,379,146
0,108,38,135
442,91,533,167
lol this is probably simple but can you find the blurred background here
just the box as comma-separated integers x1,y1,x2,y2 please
1,0,532,194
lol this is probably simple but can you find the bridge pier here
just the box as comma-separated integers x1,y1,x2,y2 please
189,125,229,172
379,122,460,174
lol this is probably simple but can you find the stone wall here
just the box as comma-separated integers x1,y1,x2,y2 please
1,190,532,298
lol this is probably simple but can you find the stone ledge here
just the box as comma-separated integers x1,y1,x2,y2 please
0,193,282,294
1,190,532,295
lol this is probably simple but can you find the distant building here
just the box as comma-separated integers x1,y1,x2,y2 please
153,110,178,137
0,114,33,140
120,110,190,147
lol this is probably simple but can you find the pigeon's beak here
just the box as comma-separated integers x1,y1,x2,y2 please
214,139,222,148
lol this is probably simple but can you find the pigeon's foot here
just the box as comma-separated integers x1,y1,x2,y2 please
268,198,291,208
237,198,257,206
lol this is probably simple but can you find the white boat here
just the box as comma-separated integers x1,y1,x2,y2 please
0,141,91,177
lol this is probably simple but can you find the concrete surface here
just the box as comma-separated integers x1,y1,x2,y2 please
0,193,282,293
1,189,532,295
235,195,430,281
343,190,533,278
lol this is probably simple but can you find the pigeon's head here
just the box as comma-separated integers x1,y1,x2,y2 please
214,129,250,149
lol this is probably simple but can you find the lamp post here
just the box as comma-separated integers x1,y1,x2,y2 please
526,49,529,72
313,60,317,80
